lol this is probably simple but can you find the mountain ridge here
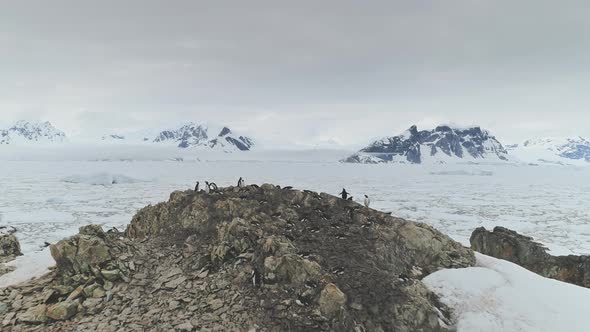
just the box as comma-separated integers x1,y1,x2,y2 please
103,122,255,151
0,121,67,145
343,125,509,164
508,136,590,165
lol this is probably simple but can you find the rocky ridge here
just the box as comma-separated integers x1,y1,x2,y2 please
105,123,255,151
1,185,474,331
344,125,508,164
471,226,590,288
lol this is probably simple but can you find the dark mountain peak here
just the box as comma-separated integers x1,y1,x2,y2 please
218,127,232,137
345,125,508,164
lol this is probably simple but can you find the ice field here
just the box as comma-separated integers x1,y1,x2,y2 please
3,155,590,258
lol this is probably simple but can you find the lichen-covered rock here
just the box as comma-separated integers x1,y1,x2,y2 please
16,304,47,325
49,226,112,275
46,301,77,321
124,184,474,331
319,283,347,317
0,233,22,263
264,254,321,286
0,184,475,332
471,226,590,288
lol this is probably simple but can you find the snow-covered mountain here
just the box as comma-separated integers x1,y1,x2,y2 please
343,125,508,164
0,121,67,145
102,123,254,151
508,137,590,165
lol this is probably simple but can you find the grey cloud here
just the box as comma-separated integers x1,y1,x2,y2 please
1,0,589,146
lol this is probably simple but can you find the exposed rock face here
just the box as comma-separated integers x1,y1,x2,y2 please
344,125,508,164
0,234,22,263
153,123,254,151
126,184,474,331
471,227,590,288
0,185,474,331
0,232,22,277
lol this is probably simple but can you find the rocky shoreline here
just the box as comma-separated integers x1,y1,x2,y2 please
0,184,475,331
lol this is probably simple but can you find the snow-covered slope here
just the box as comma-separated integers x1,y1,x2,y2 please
343,125,508,164
101,123,254,151
0,121,67,145
508,137,590,165
425,253,590,332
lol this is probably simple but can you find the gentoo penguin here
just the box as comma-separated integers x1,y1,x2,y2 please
209,182,218,191
364,195,371,208
237,177,245,188
204,181,211,194
340,188,349,200
194,181,200,192
347,196,353,201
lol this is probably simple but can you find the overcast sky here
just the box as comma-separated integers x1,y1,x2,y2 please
1,0,589,147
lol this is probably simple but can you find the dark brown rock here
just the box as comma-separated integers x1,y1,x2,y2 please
0,233,22,263
471,226,590,288
1,184,475,332
46,301,78,321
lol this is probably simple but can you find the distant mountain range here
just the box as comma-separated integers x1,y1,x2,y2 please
4,120,590,164
0,121,66,145
1,121,254,152
102,123,254,151
507,137,590,165
343,125,508,164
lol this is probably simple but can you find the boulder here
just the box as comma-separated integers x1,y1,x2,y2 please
264,255,321,286
17,305,47,324
0,233,22,263
471,226,590,288
50,226,112,275
46,301,78,321
319,283,347,318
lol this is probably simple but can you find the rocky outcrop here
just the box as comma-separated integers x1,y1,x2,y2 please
0,185,474,331
0,232,22,277
0,234,22,263
471,226,590,288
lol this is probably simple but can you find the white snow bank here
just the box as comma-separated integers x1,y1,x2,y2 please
0,248,53,288
424,253,590,332
63,173,145,186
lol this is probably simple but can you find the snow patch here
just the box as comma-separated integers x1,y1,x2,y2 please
0,248,53,288
424,253,590,332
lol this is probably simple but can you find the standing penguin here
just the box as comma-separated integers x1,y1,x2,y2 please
194,181,200,191
340,188,349,200
204,181,211,194
364,195,371,208
238,177,245,188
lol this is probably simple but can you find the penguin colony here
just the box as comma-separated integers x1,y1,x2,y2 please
194,182,370,208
